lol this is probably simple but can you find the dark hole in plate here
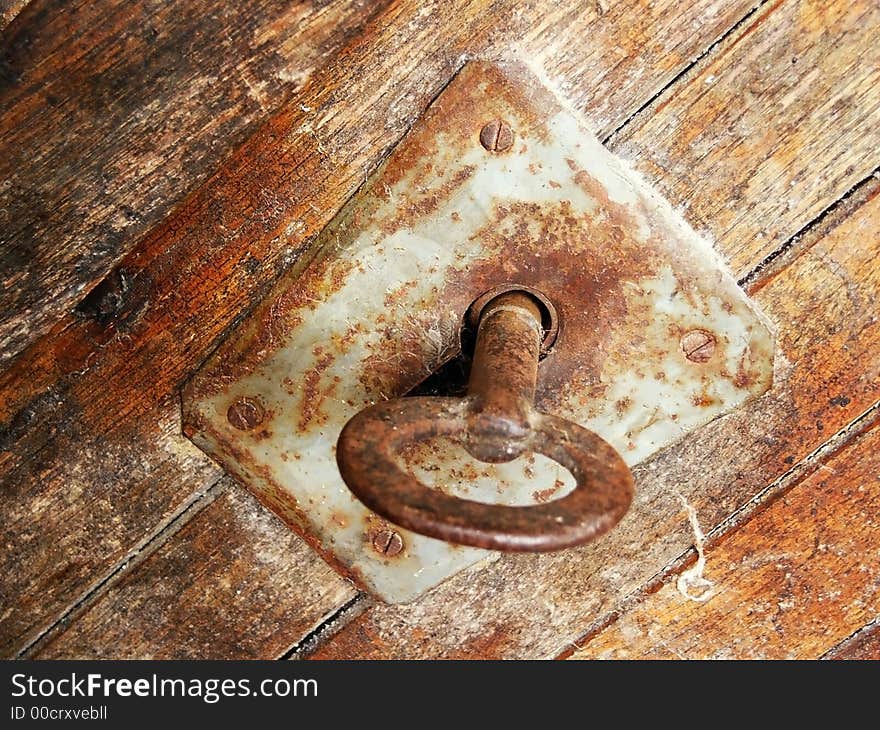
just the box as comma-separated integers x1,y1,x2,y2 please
408,286,556,398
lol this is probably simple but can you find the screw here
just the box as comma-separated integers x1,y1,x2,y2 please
680,330,717,363
371,528,404,557
227,397,265,430
479,119,514,152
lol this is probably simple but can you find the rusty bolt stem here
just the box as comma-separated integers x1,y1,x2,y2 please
227,397,265,430
465,291,542,463
479,119,514,152
680,329,717,363
371,529,404,557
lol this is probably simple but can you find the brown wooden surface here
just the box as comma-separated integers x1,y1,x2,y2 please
569,422,880,659
0,0,383,366
1,0,878,659
614,0,880,276
36,480,356,659
825,621,880,660
0,0,29,31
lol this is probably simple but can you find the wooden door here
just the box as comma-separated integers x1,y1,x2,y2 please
1,0,877,659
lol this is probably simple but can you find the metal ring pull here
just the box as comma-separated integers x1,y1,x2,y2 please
336,291,634,551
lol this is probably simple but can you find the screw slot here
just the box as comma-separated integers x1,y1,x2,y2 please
680,329,717,363
371,528,404,557
227,397,265,430
479,119,514,153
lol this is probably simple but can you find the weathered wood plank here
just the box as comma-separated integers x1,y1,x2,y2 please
521,0,761,139
568,422,880,660
0,0,768,658
35,481,356,659
0,0,448,656
825,621,880,660
309,181,880,659
0,0,384,365
613,0,880,276
0,0,29,31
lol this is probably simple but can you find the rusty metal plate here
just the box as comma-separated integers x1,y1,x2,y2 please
182,61,774,603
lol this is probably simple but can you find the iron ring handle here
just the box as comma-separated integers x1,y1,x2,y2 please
336,396,634,551
336,289,634,552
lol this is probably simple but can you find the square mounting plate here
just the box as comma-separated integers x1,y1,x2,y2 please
182,61,774,603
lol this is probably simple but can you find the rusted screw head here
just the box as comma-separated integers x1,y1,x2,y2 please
227,397,265,430
680,329,717,363
479,119,514,153
371,528,404,557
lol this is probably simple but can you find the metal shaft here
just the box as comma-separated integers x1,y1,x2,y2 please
465,291,543,463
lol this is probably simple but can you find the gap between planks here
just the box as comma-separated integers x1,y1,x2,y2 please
280,594,373,661
0,0,30,32
17,480,228,658
822,616,880,659
739,168,880,293
557,399,880,658
599,0,772,146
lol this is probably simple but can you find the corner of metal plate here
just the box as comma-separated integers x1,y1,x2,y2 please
181,60,775,603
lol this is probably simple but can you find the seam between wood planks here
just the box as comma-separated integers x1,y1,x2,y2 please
602,0,784,147
0,0,31,33
740,168,880,294
17,479,228,658
599,0,772,145
279,594,372,661
558,399,880,658
822,616,880,659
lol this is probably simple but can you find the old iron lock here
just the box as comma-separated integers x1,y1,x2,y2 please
182,61,774,603
337,289,634,551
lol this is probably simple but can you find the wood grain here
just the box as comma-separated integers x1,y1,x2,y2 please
309,181,880,659
569,423,880,659
0,0,29,31
0,0,383,365
614,0,880,276
35,480,356,659
825,621,880,660
1,0,765,658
